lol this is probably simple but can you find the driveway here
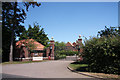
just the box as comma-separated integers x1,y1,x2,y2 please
2,60,98,79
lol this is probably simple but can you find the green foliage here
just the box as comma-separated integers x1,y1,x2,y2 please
2,2,40,62
55,50,78,60
55,53,66,60
54,41,78,59
2,2,25,62
2,60,46,65
54,41,67,51
55,50,78,56
55,41,66,47
22,39,37,52
69,62,88,71
98,26,119,37
19,22,49,46
83,35,120,74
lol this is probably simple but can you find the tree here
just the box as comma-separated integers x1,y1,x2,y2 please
22,39,37,52
82,26,120,74
83,36,120,74
2,2,40,62
2,2,16,62
97,26,119,37
54,41,66,50
19,22,49,46
55,41,66,47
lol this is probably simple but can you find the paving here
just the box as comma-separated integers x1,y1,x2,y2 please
59,56,78,61
2,60,100,79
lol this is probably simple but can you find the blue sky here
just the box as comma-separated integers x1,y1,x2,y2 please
23,2,118,43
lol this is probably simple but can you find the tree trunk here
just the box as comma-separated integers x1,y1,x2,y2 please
9,2,17,62
9,29,14,62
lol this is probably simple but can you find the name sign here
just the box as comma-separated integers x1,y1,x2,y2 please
33,57,43,61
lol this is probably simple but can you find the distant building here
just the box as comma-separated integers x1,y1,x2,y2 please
66,42,74,46
66,42,75,51
66,35,83,53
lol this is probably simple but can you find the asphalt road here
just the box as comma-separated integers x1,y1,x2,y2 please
2,60,100,79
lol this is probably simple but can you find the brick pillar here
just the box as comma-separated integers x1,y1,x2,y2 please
50,37,55,60
77,35,82,54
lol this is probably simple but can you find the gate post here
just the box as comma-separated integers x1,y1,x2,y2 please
78,35,82,54
50,37,55,60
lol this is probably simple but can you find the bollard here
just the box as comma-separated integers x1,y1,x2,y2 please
48,56,51,60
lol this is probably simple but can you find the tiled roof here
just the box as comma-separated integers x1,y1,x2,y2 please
66,42,74,46
16,39,45,50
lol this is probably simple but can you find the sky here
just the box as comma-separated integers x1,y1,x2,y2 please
23,2,118,43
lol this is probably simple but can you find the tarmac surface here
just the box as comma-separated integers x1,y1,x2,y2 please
2,60,101,79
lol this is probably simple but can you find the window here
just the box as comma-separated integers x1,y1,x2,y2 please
34,53,38,57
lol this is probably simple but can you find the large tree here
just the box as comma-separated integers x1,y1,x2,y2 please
55,41,66,47
54,41,66,50
2,2,40,62
97,26,119,37
19,23,49,46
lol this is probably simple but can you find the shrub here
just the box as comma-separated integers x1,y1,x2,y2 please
54,50,78,60
55,50,78,56
55,53,66,60
83,35,120,74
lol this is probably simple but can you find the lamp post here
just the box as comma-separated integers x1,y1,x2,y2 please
49,46,52,60
50,46,52,55
78,45,80,55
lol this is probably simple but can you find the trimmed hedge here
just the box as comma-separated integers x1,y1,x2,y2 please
82,35,120,74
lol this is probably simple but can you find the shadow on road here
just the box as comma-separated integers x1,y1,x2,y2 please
2,73,101,80
2,73,31,78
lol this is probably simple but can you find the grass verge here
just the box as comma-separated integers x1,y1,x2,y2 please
69,61,119,79
69,61,88,72
2,60,47,65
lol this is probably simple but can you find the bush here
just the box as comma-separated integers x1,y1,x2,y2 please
54,50,78,60
55,50,78,56
55,53,66,60
83,35,120,74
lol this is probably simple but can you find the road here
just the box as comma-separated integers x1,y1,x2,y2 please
2,60,100,79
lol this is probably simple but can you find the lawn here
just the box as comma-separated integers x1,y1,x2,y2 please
69,61,119,79
2,60,47,65
69,61,88,72
69,64,88,69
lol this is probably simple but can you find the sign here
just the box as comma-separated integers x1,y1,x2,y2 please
33,57,43,61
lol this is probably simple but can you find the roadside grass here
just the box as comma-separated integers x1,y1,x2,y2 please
69,62,88,72
69,61,119,79
2,60,48,65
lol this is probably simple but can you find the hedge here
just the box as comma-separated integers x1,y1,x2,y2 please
82,35,120,74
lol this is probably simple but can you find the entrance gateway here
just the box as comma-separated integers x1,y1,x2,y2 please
46,35,83,61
